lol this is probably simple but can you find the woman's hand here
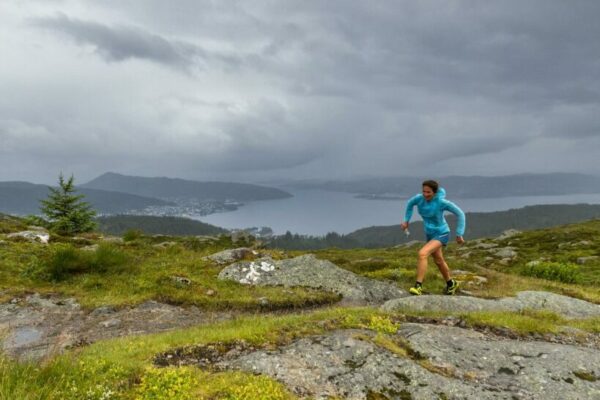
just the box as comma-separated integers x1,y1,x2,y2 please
400,222,409,231
456,236,465,244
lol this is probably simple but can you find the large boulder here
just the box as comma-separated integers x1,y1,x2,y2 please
381,291,600,319
218,254,406,304
204,247,256,265
216,326,600,399
6,230,50,244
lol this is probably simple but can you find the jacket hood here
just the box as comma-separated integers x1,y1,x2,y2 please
435,187,446,200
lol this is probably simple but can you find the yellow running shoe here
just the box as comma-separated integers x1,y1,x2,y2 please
409,286,423,296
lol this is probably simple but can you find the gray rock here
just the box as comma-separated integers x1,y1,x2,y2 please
218,329,485,399
493,247,518,258
99,318,121,328
495,229,521,240
101,236,124,244
218,254,406,304
397,323,600,400
153,241,178,249
257,297,269,306
7,231,50,244
382,291,600,319
577,256,599,265
81,244,99,251
71,236,93,245
0,295,228,360
25,294,79,310
230,230,253,244
526,260,542,267
90,306,116,316
217,327,600,399
205,247,254,265
171,276,192,286
473,242,498,249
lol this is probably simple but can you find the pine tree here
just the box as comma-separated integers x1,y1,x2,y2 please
40,173,97,235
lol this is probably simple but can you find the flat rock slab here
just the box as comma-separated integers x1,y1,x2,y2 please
216,326,600,399
399,323,600,400
381,291,600,319
0,294,229,361
204,247,255,265
218,254,406,304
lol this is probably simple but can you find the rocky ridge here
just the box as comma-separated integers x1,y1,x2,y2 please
218,254,406,304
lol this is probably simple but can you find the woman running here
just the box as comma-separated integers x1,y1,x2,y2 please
400,180,466,295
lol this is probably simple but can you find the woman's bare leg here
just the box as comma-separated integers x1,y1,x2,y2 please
432,247,451,281
416,240,443,283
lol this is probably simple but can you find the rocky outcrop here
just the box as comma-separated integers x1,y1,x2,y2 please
0,294,228,360
577,256,599,265
204,247,256,265
215,326,600,399
495,229,521,240
218,254,406,304
6,230,50,244
381,291,600,319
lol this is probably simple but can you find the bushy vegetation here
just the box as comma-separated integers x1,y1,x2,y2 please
41,243,130,281
520,261,582,284
135,367,197,400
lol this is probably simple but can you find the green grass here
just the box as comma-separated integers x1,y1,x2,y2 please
2,214,600,398
0,307,378,400
0,232,339,310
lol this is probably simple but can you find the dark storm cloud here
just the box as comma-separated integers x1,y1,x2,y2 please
2,0,600,183
32,13,206,70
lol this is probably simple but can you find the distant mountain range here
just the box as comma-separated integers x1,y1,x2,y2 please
97,215,228,236
282,173,600,198
266,203,600,249
0,173,293,216
0,181,173,215
82,172,293,201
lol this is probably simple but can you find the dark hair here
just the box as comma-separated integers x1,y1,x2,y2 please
422,180,439,193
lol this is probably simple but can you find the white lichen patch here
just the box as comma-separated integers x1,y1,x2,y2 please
238,261,275,285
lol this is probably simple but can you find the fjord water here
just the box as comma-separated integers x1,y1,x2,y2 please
199,189,600,236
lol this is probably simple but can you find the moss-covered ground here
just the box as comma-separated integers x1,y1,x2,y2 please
1,214,599,399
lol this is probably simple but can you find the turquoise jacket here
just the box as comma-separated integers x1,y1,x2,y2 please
403,188,466,237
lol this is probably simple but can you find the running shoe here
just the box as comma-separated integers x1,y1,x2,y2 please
444,279,459,295
409,286,423,296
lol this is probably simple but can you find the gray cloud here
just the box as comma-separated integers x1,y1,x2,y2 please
1,0,600,184
32,13,205,70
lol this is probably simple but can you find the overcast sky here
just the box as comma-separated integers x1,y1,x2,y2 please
1,1,599,185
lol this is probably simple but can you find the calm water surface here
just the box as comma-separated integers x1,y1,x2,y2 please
199,189,600,235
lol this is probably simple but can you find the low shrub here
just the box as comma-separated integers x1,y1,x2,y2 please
367,315,400,334
92,244,129,273
135,367,197,400
45,245,90,280
520,261,581,284
223,374,294,400
44,244,129,280
123,229,144,242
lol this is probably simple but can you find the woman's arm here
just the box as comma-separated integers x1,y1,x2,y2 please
441,200,466,237
403,194,421,223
